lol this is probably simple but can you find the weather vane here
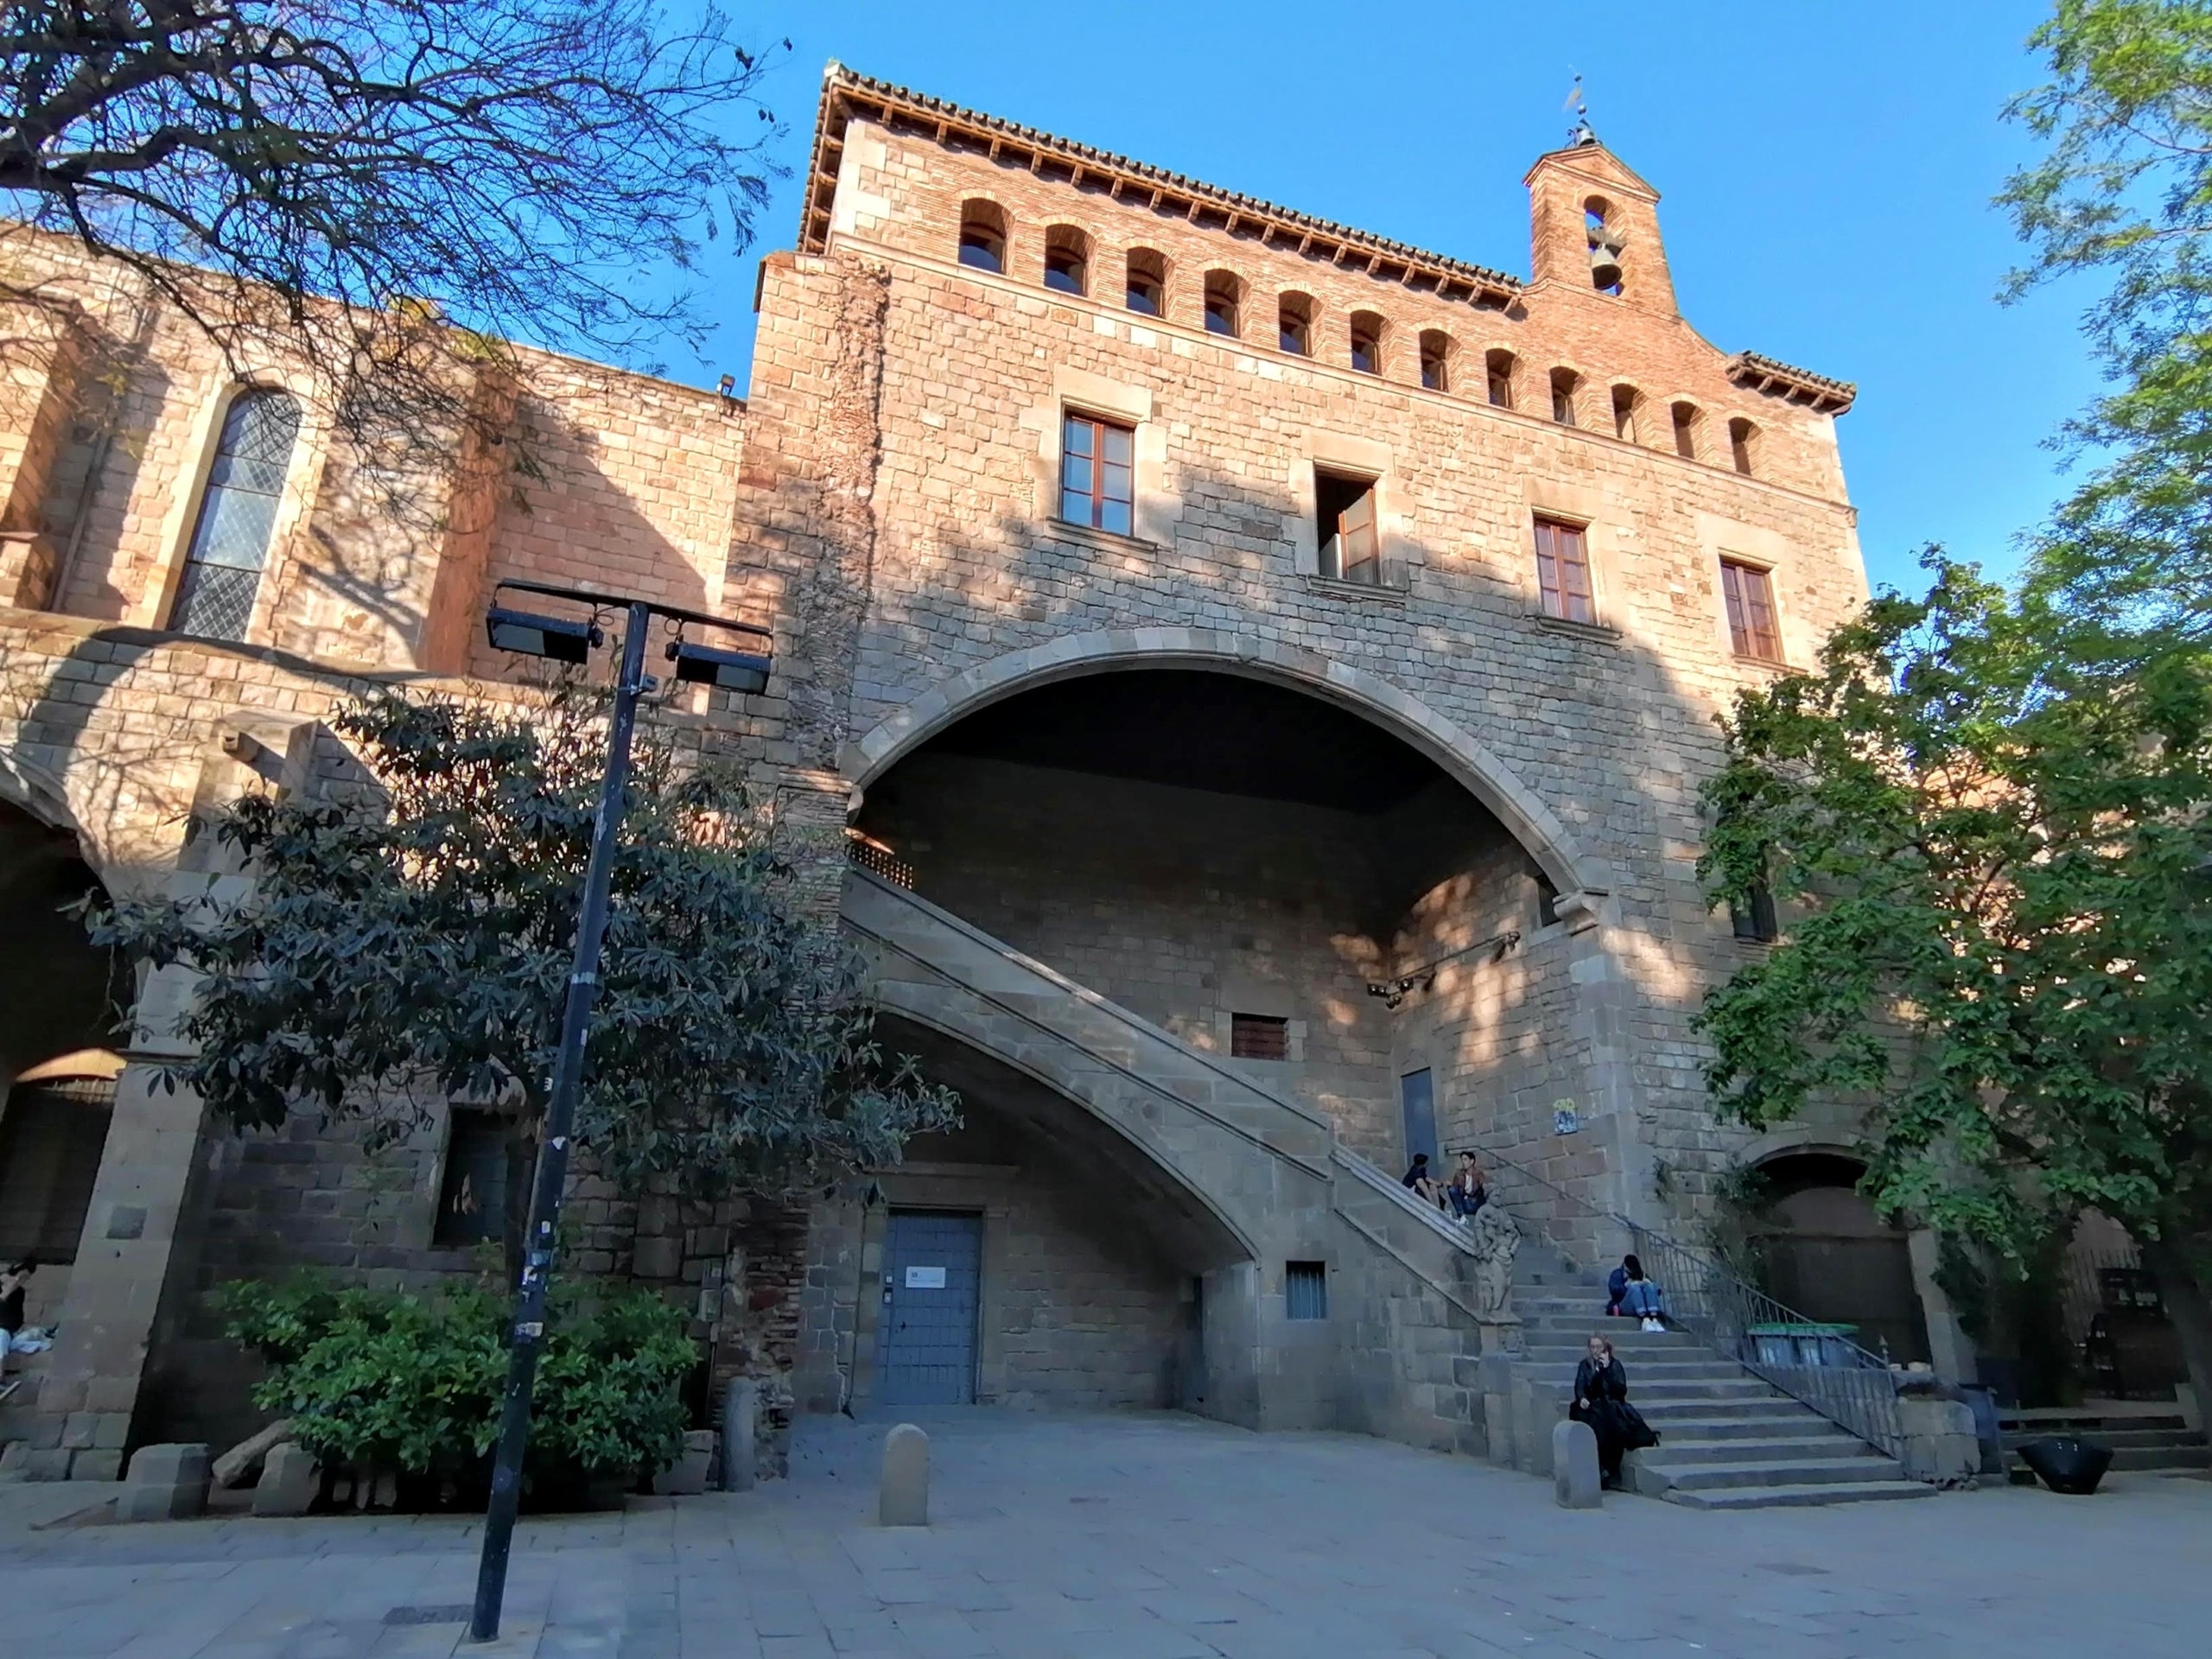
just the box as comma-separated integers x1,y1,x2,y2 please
1565,72,1598,146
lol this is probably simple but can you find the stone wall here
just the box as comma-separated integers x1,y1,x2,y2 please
780,102,1873,1233
799,1114,1191,1416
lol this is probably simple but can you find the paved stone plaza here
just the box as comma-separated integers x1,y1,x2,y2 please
3,1411,2207,1658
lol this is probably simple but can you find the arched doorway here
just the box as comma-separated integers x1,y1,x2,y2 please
0,800,135,1335
1750,1151,1929,1364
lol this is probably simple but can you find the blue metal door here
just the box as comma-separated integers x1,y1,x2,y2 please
1400,1068,1439,1169
878,1211,982,1407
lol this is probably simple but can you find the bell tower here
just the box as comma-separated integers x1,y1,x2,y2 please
1523,133,1676,317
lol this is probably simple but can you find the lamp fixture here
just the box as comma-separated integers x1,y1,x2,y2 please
668,637,771,694
485,605,599,664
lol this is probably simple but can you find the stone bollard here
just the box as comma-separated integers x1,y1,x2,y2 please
880,1423,929,1527
1552,1420,1602,1510
722,1380,758,1493
117,1443,210,1522
252,1443,320,1516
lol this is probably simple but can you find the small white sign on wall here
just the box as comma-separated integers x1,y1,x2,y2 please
904,1265,948,1290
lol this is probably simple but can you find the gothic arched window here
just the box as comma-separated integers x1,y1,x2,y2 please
168,389,301,641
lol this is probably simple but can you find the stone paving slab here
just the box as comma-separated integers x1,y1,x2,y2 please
1,1411,2207,1657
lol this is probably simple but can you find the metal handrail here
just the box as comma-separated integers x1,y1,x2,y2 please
1475,1146,1907,1460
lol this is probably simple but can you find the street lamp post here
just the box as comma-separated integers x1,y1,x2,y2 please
469,581,770,1643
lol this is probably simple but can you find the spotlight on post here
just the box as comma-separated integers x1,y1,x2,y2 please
485,605,598,664
668,638,771,695
467,577,772,1647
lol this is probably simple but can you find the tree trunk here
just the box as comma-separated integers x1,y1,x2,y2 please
2139,1236,2212,1439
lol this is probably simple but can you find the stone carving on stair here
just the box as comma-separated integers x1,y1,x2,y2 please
1470,1201,1520,1319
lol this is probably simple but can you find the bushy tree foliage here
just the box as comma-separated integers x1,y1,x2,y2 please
92,690,957,1273
1695,0,2212,1407
2000,0,2212,646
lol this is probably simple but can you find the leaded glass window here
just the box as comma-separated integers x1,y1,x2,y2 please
168,390,301,640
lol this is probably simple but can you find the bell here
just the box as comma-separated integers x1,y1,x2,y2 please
1589,243,1624,291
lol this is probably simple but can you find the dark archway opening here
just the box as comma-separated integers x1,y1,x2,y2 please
1751,1152,1929,1364
853,669,1557,1170
0,801,134,1335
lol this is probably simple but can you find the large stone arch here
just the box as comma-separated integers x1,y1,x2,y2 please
843,627,1617,901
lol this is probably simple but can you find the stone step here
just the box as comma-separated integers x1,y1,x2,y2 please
1637,1410,1860,1440
1649,1433,1872,1465
1603,1377,1780,1402
1516,1325,1698,1351
1635,1453,1904,1492
2003,1427,2205,1452
1519,1351,1742,1376
1658,1478,1939,1510
2105,1444,2212,1471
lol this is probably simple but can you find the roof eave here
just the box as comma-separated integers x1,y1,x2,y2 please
801,65,1523,308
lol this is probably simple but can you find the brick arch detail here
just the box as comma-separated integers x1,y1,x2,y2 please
0,747,112,883
842,627,1616,901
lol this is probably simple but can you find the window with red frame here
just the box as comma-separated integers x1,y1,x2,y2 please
1060,412,1134,535
1719,557,1783,661
1533,518,1595,624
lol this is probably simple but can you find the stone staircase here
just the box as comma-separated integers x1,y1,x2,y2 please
2001,1408,2211,1478
844,867,1942,1506
1510,1255,1937,1509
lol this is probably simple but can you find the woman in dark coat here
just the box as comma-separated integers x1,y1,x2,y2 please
1571,1334,1660,1486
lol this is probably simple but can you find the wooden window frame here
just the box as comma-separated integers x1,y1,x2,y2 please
1485,351,1516,410
1719,556,1784,663
1349,315,1383,375
1125,250,1166,316
1059,410,1135,536
1315,469,1382,586
1203,272,1242,338
1550,370,1579,427
1532,516,1597,625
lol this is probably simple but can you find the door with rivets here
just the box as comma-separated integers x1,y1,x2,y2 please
877,1211,982,1407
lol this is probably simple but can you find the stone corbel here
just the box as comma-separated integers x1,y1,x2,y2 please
1551,888,1606,934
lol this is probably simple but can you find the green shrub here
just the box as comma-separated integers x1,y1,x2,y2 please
214,1275,697,1491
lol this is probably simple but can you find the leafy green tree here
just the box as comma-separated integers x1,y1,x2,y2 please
94,689,957,1278
1999,0,2212,646
1696,557,2212,1400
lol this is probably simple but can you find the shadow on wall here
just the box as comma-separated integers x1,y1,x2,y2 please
823,450,1771,1241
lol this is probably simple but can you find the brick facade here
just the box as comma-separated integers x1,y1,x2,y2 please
3,64,1961,1481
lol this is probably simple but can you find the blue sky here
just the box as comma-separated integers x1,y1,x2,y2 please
679,2,2100,600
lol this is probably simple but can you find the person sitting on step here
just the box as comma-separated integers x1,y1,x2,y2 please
1618,1258,1668,1331
1402,1153,1446,1209
1605,1253,1639,1317
1445,1151,1488,1223
1572,1333,1660,1488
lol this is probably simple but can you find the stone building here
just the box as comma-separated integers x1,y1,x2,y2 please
0,65,1963,1485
